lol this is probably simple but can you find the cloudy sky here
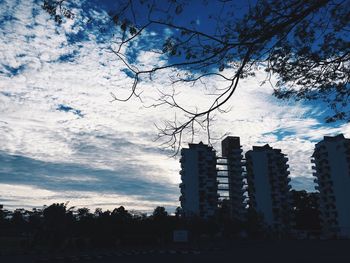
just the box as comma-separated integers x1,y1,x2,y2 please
0,0,349,212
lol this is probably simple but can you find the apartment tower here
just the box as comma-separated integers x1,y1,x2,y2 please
312,134,350,238
245,144,292,231
179,142,218,218
217,136,246,221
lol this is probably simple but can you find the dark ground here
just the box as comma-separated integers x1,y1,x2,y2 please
1,240,350,263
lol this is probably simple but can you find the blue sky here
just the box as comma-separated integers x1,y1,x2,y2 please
0,0,349,212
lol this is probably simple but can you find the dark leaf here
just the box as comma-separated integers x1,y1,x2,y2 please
175,4,183,15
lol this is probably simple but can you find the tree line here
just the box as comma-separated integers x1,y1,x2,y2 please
0,190,320,252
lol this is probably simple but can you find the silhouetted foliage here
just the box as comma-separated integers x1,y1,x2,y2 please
291,190,321,232
0,196,324,253
216,199,243,238
42,0,349,153
152,206,168,219
174,206,183,218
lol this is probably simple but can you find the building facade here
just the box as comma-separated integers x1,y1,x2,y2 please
217,136,246,221
245,144,292,232
312,134,350,238
179,142,218,219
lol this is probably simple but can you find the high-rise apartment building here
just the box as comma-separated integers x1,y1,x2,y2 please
179,142,218,219
217,136,246,221
312,134,350,238
245,144,292,231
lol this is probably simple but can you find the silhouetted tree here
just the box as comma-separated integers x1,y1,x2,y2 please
77,207,91,219
11,209,26,229
0,204,7,225
112,206,132,221
43,0,350,152
291,190,321,233
216,199,242,238
152,206,168,219
42,203,74,249
94,207,103,217
174,206,183,218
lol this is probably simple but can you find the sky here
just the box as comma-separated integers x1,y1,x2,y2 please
0,0,349,213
